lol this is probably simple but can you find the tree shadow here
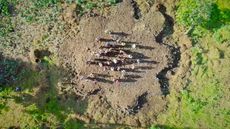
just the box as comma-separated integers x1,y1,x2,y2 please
0,53,88,129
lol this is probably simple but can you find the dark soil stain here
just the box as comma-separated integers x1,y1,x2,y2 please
157,45,180,95
127,92,148,114
155,4,181,96
155,4,174,43
131,0,142,20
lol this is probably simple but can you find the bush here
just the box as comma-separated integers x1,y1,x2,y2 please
176,0,214,27
0,0,10,16
0,59,20,86
177,0,230,45
217,0,230,24
176,0,230,30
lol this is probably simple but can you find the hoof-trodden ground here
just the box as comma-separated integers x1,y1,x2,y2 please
59,0,179,127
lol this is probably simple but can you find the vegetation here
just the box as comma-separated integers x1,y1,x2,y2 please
0,0,18,16
73,0,121,16
214,25,230,43
1,0,121,36
20,0,121,22
0,0,11,16
0,59,19,85
176,0,213,28
0,0,229,128
20,0,61,23
0,0,16,37
0,18,14,37
0,0,20,36
0,55,86,128
157,0,230,128
176,0,230,45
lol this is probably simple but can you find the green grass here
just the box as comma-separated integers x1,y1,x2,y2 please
0,0,19,16
157,0,230,128
0,17,14,37
0,59,19,85
176,0,213,27
214,25,230,43
158,46,230,128
0,56,65,128
4,0,227,128
0,0,18,36
176,0,230,33
19,0,120,23
74,0,121,16
1,0,121,37
0,0,10,16
0,88,12,114
0,0,126,128
0,55,88,128
20,0,61,23
24,63,85,128
25,104,55,126
64,119,85,129
0,0,12,16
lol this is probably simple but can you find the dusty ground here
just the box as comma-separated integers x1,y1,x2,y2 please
59,0,182,127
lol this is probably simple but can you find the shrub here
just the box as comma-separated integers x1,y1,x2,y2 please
176,0,214,27
0,0,10,16
0,59,20,86
176,0,230,44
217,0,230,24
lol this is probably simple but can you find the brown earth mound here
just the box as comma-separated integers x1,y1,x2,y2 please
59,0,179,127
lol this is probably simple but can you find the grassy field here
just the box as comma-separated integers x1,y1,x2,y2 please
156,0,230,129
0,0,230,128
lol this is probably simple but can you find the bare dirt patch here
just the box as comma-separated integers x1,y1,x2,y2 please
59,0,180,127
